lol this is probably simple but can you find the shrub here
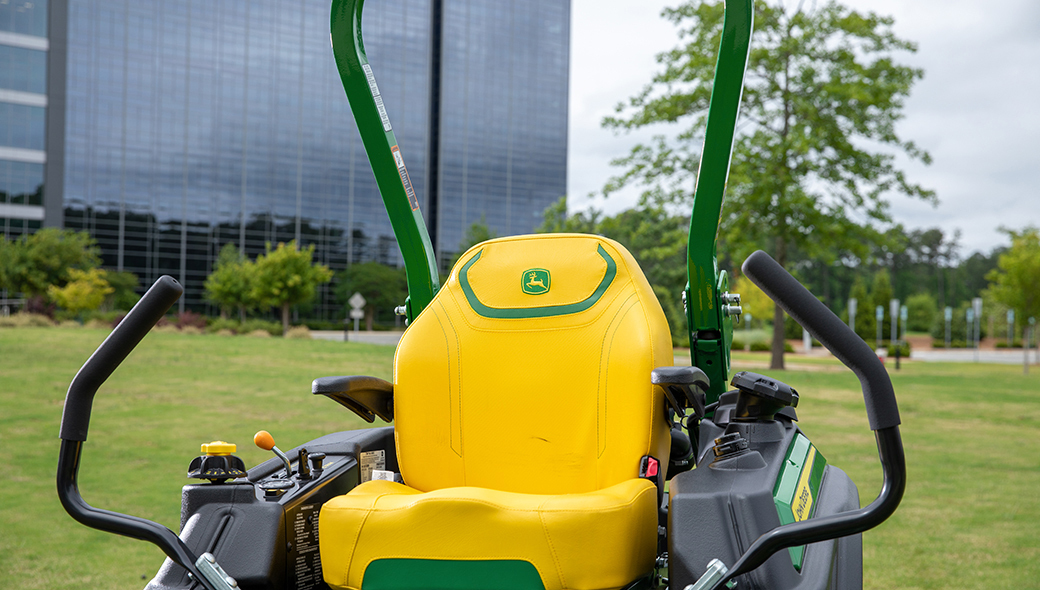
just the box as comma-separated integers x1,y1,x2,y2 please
246,329,272,338
214,328,235,337
285,326,312,339
180,325,203,335
0,313,55,328
730,339,746,351
240,319,282,336
302,319,342,331
84,318,110,330
154,325,180,333
58,320,81,328
995,340,1024,349
207,317,241,334
885,341,911,357
749,342,770,352
176,311,208,330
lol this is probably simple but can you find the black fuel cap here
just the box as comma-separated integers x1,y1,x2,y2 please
730,371,799,422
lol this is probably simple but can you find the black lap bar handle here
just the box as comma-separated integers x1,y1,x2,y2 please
710,251,907,589
56,276,222,590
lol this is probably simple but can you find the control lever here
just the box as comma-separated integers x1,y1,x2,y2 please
253,430,293,477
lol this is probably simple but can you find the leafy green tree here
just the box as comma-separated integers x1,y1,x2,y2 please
205,243,256,321
604,0,933,368
47,268,113,319
905,292,937,333
0,229,101,297
251,241,333,335
336,262,407,331
985,227,1040,326
449,216,499,271
103,270,141,310
848,276,872,342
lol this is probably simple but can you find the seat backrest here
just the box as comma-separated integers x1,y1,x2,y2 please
393,234,673,495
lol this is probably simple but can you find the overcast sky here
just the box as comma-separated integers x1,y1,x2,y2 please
568,0,1040,255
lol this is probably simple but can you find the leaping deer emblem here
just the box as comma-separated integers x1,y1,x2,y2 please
526,272,545,290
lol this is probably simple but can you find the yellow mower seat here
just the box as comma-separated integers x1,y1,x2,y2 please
319,234,674,590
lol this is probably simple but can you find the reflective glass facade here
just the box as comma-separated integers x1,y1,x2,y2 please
0,0,48,238
2,0,569,316
438,0,569,266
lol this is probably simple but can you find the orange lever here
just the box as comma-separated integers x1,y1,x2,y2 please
254,430,276,451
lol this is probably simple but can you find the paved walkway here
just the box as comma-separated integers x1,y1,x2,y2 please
311,330,404,346
911,348,1039,365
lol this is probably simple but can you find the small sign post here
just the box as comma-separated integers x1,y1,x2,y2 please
848,298,857,332
875,305,884,349
945,306,953,349
348,292,367,334
972,297,983,362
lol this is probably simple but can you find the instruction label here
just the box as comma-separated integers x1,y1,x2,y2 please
289,503,322,590
362,63,393,132
391,145,420,211
359,449,385,483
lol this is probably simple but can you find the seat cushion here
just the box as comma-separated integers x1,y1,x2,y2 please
319,478,659,590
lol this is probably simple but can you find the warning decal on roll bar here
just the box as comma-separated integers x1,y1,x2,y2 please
362,63,392,132
391,145,420,211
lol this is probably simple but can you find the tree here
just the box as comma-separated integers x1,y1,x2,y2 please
450,216,499,271
251,241,333,335
905,292,937,333
205,243,255,321
103,270,141,310
604,0,933,368
848,276,872,342
985,227,1040,326
0,229,101,297
336,262,407,331
47,268,113,319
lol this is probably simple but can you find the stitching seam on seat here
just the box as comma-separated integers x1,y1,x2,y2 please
539,497,567,589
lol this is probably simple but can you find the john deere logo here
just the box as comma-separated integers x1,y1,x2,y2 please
522,269,550,295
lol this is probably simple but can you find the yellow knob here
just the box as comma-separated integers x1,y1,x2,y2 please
201,441,236,456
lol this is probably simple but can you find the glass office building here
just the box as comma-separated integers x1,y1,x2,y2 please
1,0,569,315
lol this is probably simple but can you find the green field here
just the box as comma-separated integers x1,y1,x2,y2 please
2,327,1038,589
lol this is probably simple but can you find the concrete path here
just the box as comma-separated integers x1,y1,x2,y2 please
911,348,1039,365
311,330,404,346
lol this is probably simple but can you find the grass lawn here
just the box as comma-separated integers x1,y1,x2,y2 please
2,327,1038,589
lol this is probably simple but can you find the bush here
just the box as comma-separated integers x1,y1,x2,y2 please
176,311,208,330
285,326,312,339
730,339,746,351
301,319,342,331
0,313,54,328
180,325,203,335
995,340,1024,349
84,318,110,330
749,342,770,352
885,341,911,357
214,328,235,337
240,319,282,336
58,320,81,328
207,317,241,334
154,325,180,333
246,329,272,338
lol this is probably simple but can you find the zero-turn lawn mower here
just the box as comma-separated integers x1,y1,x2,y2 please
56,0,905,589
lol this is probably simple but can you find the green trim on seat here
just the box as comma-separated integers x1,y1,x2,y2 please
362,558,545,590
459,244,617,319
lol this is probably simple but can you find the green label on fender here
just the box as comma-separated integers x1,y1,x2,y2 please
521,269,550,295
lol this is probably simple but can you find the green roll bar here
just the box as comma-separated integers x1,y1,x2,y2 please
331,0,753,400
685,0,753,404
330,0,440,323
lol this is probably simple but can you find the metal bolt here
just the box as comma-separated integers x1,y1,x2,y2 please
722,292,741,305
394,305,407,316
723,305,743,317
